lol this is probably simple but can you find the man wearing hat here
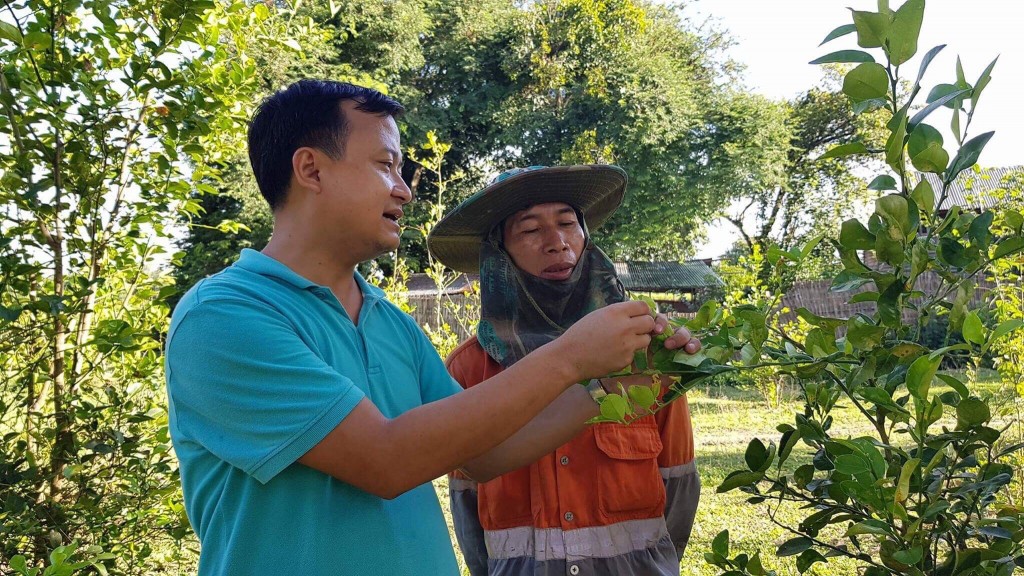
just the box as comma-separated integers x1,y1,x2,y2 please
164,81,675,576
429,165,701,576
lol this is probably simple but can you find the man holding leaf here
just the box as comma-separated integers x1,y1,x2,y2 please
428,165,702,576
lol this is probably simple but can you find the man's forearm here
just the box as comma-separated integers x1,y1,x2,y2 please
372,341,585,494
299,340,584,499
459,384,598,481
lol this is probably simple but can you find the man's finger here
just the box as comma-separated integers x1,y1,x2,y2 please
653,313,670,334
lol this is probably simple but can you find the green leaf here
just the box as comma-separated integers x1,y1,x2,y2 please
852,97,888,115
831,271,872,292
938,237,972,268
840,219,876,250
910,242,929,280
819,142,870,161
637,294,659,316
991,319,1024,343
910,179,935,214
912,45,946,93
851,10,889,48
849,291,879,303
868,175,897,191
847,316,886,349
799,233,825,260
876,278,901,327
846,519,891,536
686,300,718,331
796,549,827,574
599,394,629,422
745,438,769,472
892,341,927,360
717,470,764,493
1004,210,1024,233
633,348,648,372
936,373,970,398
0,20,21,44
834,453,870,475
858,387,900,409
908,124,949,173
712,530,730,557
888,0,923,65
956,397,991,427
673,348,707,367
796,308,845,330
0,304,22,323
819,23,858,45
877,194,916,236
892,546,924,565
930,343,971,359
844,63,889,103
993,236,1024,259
748,552,767,576
778,428,801,465
627,385,656,409
946,131,995,183
885,114,908,169
926,83,970,110
810,50,875,65
777,537,814,557
962,310,985,345
23,31,51,49
875,226,905,266
895,457,920,503
972,56,999,108
906,353,941,400
910,88,972,128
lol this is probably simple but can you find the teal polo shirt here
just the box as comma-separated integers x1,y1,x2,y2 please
165,249,462,575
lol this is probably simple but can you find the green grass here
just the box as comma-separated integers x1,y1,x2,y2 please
435,369,1021,576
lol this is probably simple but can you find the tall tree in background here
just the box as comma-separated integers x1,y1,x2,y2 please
172,0,432,294
461,0,762,260
173,0,796,278
0,0,300,570
721,70,889,279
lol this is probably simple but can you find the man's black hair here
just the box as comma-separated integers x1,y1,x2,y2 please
247,79,405,211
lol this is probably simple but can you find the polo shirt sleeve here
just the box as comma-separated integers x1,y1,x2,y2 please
166,297,366,484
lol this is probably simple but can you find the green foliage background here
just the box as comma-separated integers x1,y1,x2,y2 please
1,0,1019,574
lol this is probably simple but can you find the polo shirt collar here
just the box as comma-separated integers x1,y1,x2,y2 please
235,249,385,302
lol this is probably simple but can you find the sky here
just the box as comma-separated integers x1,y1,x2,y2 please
676,0,1024,259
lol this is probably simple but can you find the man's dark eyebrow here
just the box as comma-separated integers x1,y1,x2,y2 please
513,206,576,227
381,146,404,165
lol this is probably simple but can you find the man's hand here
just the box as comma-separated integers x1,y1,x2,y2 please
654,313,702,355
555,300,656,381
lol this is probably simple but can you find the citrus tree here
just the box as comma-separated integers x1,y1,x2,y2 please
584,1,1024,574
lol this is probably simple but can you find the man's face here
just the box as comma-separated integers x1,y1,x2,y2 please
502,202,586,281
313,101,412,261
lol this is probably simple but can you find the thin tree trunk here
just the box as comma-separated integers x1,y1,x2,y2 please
48,135,72,501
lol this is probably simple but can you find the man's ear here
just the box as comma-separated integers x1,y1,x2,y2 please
292,147,322,193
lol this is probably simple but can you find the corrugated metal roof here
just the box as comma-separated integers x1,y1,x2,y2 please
402,260,724,295
920,166,1022,212
613,261,724,292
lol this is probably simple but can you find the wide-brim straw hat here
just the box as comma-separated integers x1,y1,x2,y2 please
427,165,627,273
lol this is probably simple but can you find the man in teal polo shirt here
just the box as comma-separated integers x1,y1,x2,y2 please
165,79,698,575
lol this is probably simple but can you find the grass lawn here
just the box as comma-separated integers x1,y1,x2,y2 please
435,369,1019,576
